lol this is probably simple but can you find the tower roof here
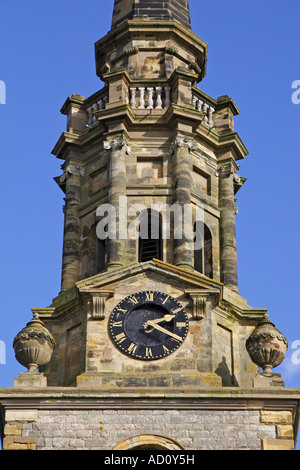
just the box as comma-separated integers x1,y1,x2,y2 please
112,0,191,30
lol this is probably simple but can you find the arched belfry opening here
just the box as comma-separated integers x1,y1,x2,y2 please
138,209,163,262
194,221,213,279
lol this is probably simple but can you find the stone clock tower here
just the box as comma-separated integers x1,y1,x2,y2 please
1,0,299,451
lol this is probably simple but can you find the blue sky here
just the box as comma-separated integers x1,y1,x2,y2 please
0,0,299,404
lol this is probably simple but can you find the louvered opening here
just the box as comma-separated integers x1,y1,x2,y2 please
138,210,162,262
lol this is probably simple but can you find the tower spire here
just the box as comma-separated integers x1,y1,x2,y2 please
112,0,191,30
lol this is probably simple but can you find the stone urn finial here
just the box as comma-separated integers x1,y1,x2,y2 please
13,313,55,373
246,315,288,376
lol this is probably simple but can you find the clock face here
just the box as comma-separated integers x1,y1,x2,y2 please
109,291,189,360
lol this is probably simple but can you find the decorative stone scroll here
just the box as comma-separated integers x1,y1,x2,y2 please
103,137,131,155
87,291,114,320
215,162,240,182
170,137,197,154
60,164,85,183
186,289,220,321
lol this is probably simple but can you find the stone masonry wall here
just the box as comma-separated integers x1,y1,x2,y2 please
3,408,295,451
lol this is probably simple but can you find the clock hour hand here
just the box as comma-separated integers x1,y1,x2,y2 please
146,314,175,326
145,320,183,343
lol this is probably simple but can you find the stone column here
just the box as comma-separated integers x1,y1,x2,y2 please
218,162,239,292
60,163,84,291
172,137,195,269
103,136,130,268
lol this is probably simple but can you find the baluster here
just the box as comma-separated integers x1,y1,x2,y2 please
197,99,203,112
147,87,154,109
97,99,104,110
208,106,215,127
92,103,98,125
192,96,198,109
156,87,163,109
164,87,171,108
130,88,137,108
138,87,145,109
87,107,93,126
203,103,209,124
103,96,108,107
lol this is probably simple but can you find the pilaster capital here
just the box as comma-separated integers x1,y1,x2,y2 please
103,136,131,155
170,136,196,154
59,163,85,182
216,162,240,182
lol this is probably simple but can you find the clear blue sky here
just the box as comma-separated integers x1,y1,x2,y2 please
0,0,299,401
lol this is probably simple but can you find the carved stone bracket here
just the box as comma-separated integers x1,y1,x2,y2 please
170,137,197,154
60,164,85,182
87,291,114,320
186,289,220,320
103,137,131,155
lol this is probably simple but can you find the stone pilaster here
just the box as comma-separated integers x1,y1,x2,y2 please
171,137,195,269
104,136,130,268
60,163,84,291
217,162,239,292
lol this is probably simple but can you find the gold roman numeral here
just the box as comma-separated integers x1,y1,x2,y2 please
176,322,186,328
115,332,126,344
162,345,170,354
172,307,182,314
145,292,154,302
128,296,138,304
112,321,123,328
162,295,170,305
127,343,138,354
145,347,153,358
117,308,127,314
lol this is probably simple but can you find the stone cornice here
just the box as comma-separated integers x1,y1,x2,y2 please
0,387,299,413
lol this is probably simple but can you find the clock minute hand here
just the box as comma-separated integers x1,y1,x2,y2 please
146,320,183,343
148,314,175,325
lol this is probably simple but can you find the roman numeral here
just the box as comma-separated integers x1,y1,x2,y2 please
112,321,123,328
117,308,127,314
176,322,186,328
172,307,182,314
128,296,138,304
162,295,170,305
127,343,138,354
115,332,126,344
162,345,170,354
145,292,154,302
145,347,153,357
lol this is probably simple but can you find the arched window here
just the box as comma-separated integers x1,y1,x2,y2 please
113,434,184,451
138,209,163,262
194,221,213,279
96,238,106,273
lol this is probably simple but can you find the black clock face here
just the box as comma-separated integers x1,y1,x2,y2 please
109,291,189,360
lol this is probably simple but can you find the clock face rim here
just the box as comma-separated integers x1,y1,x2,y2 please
108,291,189,361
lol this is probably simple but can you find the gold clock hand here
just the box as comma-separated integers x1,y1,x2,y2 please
148,314,175,325
146,320,183,343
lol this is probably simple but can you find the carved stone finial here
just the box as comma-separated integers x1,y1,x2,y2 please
13,314,55,373
246,315,288,377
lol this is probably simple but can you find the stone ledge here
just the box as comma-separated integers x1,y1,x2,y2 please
262,438,294,450
260,411,293,425
2,436,37,451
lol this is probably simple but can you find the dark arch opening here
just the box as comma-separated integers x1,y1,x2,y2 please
138,209,163,262
194,221,213,279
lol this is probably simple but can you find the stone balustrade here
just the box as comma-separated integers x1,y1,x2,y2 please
86,95,108,127
129,86,171,110
192,94,215,127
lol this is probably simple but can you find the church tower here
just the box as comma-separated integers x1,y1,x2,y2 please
1,0,299,451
